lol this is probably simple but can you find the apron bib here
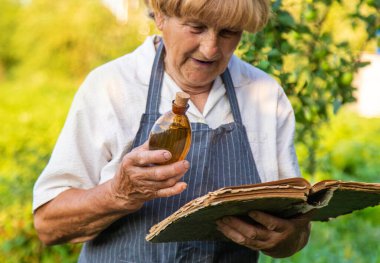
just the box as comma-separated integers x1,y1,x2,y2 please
79,42,261,263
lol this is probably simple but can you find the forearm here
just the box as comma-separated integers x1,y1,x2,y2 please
34,143,189,246
34,181,138,245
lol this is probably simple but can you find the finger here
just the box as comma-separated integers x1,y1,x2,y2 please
218,216,269,241
216,219,249,245
133,173,185,189
248,211,288,232
155,182,187,198
131,140,149,152
141,160,190,181
124,148,172,167
216,219,267,250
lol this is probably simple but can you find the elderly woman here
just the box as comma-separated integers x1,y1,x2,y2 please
33,0,311,262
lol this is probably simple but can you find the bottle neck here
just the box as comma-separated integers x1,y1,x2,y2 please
172,101,189,115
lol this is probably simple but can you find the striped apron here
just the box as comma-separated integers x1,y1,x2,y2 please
79,42,261,263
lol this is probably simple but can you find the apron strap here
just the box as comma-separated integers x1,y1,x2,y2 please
221,69,243,125
145,41,165,114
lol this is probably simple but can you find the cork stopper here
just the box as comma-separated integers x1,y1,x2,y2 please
174,92,190,107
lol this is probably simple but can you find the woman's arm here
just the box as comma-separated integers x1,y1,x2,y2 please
34,142,189,245
34,183,126,245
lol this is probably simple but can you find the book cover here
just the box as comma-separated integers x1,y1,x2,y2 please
146,178,380,243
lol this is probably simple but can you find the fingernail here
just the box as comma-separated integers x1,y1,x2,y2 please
163,151,171,160
222,217,231,224
215,221,224,231
249,211,257,217
183,160,190,169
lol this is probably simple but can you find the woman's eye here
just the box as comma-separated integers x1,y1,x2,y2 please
220,29,241,38
188,24,205,33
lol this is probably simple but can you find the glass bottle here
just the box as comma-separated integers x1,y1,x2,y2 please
148,92,192,164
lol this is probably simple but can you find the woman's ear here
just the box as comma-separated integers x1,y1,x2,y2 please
154,12,165,31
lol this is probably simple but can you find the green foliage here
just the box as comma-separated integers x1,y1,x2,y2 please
238,0,379,175
315,108,380,183
0,79,80,262
0,202,82,263
0,0,20,80
10,0,156,80
260,108,380,263
0,0,154,261
1,0,379,262
260,215,380,263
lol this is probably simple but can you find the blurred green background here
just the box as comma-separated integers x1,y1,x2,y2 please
0,0,379,262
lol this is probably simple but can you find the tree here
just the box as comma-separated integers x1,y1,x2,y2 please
238,0,379,176
11,0,155,80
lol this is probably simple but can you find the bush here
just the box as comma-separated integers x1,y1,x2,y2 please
0,1,154,261
315,108,380,183
1,0,379,262
0,79,80,262
260,107,380,263
238,0,379,174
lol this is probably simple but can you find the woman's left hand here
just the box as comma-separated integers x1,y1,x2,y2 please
216,210,312,258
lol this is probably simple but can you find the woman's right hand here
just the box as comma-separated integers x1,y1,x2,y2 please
34,140,189,245
110,140,190,212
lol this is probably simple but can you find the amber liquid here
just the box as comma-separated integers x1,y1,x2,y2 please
149,109,191,164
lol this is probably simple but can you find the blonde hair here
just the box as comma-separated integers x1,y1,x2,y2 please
148,0,270,33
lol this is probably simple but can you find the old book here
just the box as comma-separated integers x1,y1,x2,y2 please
146,177,380,243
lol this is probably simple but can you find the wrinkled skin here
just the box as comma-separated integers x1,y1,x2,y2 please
110,141,190,212
216,210,313,258
34,141,190,245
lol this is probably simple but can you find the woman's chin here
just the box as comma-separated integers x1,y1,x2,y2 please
182,71,220,86
185,77,216,88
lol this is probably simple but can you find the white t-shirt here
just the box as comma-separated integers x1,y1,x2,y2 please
33,36,300,211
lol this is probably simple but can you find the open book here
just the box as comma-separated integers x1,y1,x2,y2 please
146,177,380,243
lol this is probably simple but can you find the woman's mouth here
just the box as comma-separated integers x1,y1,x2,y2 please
192,58,214,65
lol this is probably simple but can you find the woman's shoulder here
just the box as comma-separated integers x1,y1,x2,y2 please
83,36,156,88
72,36,157,111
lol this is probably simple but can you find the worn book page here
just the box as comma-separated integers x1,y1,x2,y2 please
146,178,380,242
146,178,310,242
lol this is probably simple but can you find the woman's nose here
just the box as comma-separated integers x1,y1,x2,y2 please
199,33,220,60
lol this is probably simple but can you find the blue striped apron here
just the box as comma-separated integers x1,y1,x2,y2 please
79,42,261,263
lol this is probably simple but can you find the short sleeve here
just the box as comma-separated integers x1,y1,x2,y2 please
276,88,301,179
33,72,113,211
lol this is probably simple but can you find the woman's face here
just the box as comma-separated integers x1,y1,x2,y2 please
155,14,243,91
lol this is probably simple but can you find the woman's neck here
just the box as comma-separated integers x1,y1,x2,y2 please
175,80,213,113
164,63,213,113
179,84,212,96
187,92,210,113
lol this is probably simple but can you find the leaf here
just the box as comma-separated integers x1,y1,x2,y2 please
333,99,342,114
257,60,270,70
277,11,296,28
